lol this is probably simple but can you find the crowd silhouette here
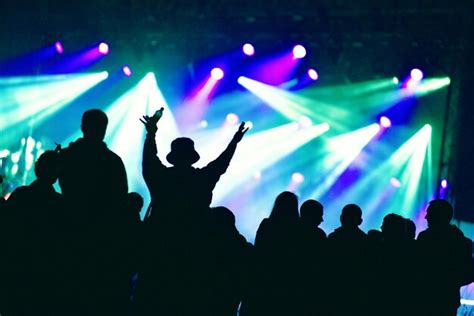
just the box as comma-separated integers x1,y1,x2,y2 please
0,108,473,316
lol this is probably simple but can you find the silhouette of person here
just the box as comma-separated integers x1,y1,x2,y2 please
137,110,248,315
405,218,416,241
59,109,128,206
4,150,62,316
140,108,248,224
58,109,129,315
240,191,304,316
377,213,415,316
417,200,473,316
327,204,368,316
124,192,144,309
299,199,327,315
127,192,144,225
209,206,253,316
300,199,326,240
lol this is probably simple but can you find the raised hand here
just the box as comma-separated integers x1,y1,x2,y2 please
140,108,164,134
232,122,249,143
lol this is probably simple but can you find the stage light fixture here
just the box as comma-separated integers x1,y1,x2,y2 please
211,67,224,80
122,66,132,77
242,43,255,56
379,116,392,128
292,172,305,183
410,68,424,81
292,45,306,59
308,68,319,80
441,179,448,189
54,41,64,54
98,42,109,55
390,177,402,188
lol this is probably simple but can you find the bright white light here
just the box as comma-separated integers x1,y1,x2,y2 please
441,179,448,189
25,153,34,170
379,116,392,128
308,69,319,80
11,164,18,175
11,152,20,164
242,43,255,56
410,68,424,81
226,113,239,125
245,121,254,130
26,137,35,153
0,149,10,158
390,177,402,188
200,120,208,128
293,45,306,59
211,67,224,80
292,172,305,183
98,42,109,55
406,79,419,90
461,299,474,306
299,116,313,127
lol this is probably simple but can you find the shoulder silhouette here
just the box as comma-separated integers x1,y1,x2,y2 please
4,150,63,315
327,203,368,316
417,199,473,315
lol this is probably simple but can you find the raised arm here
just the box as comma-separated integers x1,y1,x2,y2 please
205,122,249,179
141,109,166,190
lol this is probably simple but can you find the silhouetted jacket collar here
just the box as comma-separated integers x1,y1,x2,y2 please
68,138,108,151
30,179,56,194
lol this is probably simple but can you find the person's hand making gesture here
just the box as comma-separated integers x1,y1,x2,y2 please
140,107,164,135
232,122,249,143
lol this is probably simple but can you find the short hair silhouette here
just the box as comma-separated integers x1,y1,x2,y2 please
425,199,454,227
340,203,363,227
81,109,108,141
269,191,299,221
127,192,144,214
300,199,323,226
212,206,236,227
34,150,59,184
405,218,416,240
381,213,405,240
166,137,200,166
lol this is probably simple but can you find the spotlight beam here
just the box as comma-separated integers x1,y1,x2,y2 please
0,72,108,148
211,122,330,203
331,125,433,228
309,123,381,199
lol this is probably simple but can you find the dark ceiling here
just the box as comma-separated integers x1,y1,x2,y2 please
0,0,472,73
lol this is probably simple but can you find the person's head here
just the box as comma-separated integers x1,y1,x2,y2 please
81,109,108,141
211,206,236,229
425,199,453,228
127,192,144,214
166,137,200,167
381,213,405,241
367,229,383,243
300,199,324,227
405,218,416,240
34,150,59,185
269,191,299,222
340,204,363,227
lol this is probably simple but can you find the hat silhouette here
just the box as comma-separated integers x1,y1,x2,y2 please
166,137,200,165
